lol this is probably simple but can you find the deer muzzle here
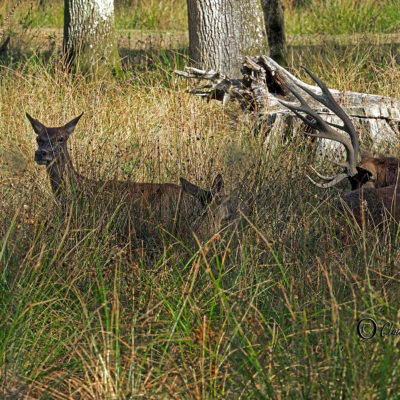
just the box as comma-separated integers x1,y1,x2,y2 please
35,149,53,165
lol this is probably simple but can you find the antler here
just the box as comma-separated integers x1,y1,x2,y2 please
280,66,360,188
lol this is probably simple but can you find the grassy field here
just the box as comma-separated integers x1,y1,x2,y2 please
1,0,400,33
1,1,400,399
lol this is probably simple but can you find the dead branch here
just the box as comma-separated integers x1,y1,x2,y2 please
175,56,400,152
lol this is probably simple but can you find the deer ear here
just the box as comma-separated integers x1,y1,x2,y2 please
26,113,46,135
64,112,84,135
211,174,225,196
180,177,212,206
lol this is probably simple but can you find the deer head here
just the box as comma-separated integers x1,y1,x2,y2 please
27,113,83,167
180,174,241,231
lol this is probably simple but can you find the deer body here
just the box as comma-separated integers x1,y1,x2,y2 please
339,183,400,227
27,113,235,239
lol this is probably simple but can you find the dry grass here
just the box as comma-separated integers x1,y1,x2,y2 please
1,16,400,400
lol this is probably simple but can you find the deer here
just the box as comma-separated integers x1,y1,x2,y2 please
280,67,400,227
27,112,239,239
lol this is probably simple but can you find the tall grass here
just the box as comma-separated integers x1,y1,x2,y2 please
1,37,400,398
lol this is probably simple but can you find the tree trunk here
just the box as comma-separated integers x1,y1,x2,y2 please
186,0,268,77
63,0,120,74
260,0,287,65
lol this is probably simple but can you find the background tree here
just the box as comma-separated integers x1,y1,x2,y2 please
63,0,120,73
186,0,268,77
261,0,287,65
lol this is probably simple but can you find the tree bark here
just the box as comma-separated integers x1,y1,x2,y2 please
186,0,268,77
63,0,120,74
260,0,287,65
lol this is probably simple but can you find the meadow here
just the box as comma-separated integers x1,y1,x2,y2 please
1,0,400,399
2,0,400,33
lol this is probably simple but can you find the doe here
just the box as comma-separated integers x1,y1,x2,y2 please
27,112,238,237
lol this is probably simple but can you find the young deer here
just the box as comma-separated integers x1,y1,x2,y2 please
27,112,237,237
280,67,400,226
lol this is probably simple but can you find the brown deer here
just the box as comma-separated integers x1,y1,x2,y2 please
280,67,400,227
27,112,237,237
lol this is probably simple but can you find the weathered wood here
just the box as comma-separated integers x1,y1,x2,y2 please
175,56,400,154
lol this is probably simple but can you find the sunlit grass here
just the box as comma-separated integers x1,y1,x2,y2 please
2,0,400,35
284,0,400,35
1,39,400,397
0,0,187,31
1,0,400,397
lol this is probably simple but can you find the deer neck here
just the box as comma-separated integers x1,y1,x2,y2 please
46,149,80,198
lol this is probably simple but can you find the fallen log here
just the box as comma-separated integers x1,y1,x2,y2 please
175,56,400,155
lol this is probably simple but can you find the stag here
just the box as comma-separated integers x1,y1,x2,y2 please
280,67,400,190
280,67,400,226
27,113,237,237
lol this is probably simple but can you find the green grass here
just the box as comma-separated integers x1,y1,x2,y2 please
1,38,400,397
285,0,400,35
2,0,400,35
1,0,400,398
0,0,188,31
115,0,187,31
